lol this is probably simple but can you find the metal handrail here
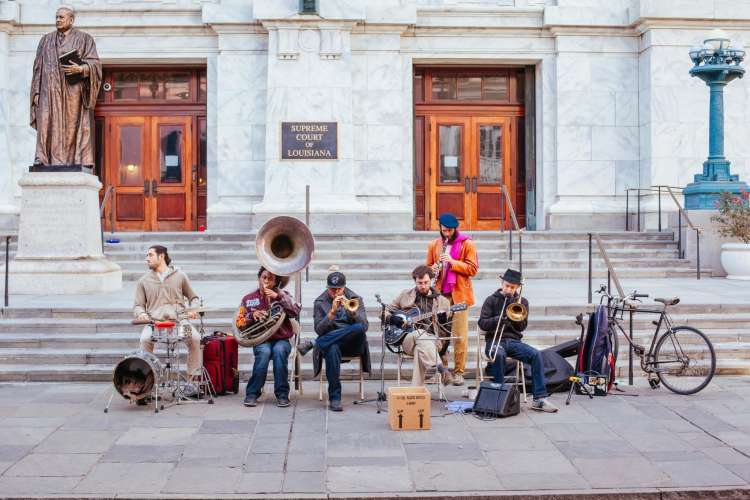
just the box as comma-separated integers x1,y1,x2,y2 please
500,184,523,275
587,232,624,303
625,185,684,232
1,233,14,308
99,185,115,253
665,186,702,279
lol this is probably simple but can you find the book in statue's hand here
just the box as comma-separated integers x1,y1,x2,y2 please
58,49,85,84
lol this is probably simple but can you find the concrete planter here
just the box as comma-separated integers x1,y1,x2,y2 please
720,243,750,280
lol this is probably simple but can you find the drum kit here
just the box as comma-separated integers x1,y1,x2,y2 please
104,306,220,414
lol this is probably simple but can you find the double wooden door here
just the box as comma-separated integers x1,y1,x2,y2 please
428,115,514,230
106,116,194,231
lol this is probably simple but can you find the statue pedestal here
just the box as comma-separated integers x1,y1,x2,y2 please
10,171,122,294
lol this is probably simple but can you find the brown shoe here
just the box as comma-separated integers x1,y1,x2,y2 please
452,373,465,386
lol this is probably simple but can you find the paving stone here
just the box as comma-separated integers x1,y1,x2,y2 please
116,427,197,446
287,453,325,471
2,417,69,427
572,456,671,488
0,445,31,462
497,472,590,490
404,442,483,462
714,431,750,448
0,476,81,494
656,459,746,487
235,472,284,493
252,436,289,454
726,463,750,482
0,427,57,446
163,465,241,493
557,439,640,459
74,462,174,494
470,426,556,451
327,431,403,458
327,465,413,493
243,452,286,472
409,460,501,492
199,419,256,434
5,453,100,477
253,423,292,438
487,449,576,475
101,445,184,463
675,431,726,448
36,430,121,453
283,470,325,493
399,419,474,444
0,461,13,474
327,456,406,467
289,435,326,454
34,391,97,404
13,403,87,418
618,430,696,453
539,422,616,442
699,447,750,465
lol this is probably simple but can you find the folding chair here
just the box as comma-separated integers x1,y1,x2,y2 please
477,329,527,403
288,320,303,395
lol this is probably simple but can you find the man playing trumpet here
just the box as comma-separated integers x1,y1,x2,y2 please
237,267,301,408
298,270,370,412
478,269,558,413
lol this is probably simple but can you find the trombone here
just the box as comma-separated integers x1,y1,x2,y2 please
487,283,527,362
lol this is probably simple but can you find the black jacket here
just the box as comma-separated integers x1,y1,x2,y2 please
312,287,371,376
478,290,529,341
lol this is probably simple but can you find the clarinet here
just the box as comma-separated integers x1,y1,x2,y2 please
431,240,449,289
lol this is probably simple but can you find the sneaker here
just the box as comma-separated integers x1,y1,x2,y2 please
297,339,315,356
329,399,343,412
243,395,257,407
452,373,465,386
276,396,291,408
182,383,198,398
531,398,559,413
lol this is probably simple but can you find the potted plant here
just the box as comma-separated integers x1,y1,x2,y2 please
711,190,750,279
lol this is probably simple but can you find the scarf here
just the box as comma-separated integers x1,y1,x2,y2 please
441,231,471,295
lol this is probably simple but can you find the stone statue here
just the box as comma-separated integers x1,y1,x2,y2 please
29,6,102,167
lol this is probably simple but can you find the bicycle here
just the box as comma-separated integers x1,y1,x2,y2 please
597,285,716,395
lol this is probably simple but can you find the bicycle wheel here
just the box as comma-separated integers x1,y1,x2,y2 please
653,326,716,395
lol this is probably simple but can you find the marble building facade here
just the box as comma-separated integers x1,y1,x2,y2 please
1,0,750,232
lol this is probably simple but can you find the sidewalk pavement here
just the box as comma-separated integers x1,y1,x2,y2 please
1,377,749,498
4,276,748,310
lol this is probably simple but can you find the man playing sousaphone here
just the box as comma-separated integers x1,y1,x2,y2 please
386,265,455,386
236,267,301,408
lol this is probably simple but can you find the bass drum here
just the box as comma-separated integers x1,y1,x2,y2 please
113,350,163,401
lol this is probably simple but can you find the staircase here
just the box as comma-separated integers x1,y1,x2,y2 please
0,303,746,382
97,230,704,280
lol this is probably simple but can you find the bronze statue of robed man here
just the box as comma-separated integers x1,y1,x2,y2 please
30,6,102,168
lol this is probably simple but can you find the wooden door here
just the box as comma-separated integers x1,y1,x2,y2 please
471,116,513,230
429,116,472,229
105,116,193,231
109,116,149,231
150,116,193,231
427,116,514,230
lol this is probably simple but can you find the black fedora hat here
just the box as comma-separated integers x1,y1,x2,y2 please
500,268,522,285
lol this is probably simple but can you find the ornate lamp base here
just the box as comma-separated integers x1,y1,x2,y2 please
683,180,750,210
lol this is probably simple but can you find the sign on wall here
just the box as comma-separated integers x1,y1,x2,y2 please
281,122,337,160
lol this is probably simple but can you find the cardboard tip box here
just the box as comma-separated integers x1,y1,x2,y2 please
387,386,431,431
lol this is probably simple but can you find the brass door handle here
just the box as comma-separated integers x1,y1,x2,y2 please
143,179,150,197
464,176,470,193
151,179,158,196
472,176,477,193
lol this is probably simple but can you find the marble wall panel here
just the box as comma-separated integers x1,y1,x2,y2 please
592,127,638,161
639,123,651,161
649,46,696,88
356,161,402,196
714,0,750,20
650,86,705,125
366,53,402,91
555,35,637,54
351,32,401,52
615,92,638,127
354,125,368,160
217,125,253,163
615,160,639,195
363,90,403,125
650,122,706,159
556,126,591,161
637,0,715,20
217,160,265,197
331,87,354,126
589,55,637,93
367,125,403,161
557,160,615,196
557,91,615,126
555,53,590,92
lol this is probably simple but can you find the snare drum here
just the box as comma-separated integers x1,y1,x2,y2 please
151,321,177,343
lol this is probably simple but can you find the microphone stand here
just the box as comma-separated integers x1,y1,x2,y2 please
352,293,388,413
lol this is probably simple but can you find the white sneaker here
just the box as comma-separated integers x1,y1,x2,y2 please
531,398,558,413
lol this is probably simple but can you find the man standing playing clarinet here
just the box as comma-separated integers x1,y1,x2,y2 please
426,213,478,386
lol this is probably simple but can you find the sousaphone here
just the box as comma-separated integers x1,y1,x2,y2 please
235,216,314,348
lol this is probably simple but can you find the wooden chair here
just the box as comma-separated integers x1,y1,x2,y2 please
318,356,364,401
477,329,528,403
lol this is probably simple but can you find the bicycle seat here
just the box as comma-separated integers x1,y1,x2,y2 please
654,297,680,306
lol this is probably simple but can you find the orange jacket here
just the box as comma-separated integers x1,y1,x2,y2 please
426,236,479,307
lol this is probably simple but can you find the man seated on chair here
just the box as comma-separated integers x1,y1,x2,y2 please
298,270,370,412
478,268,558,413
237,266,301,409
133,245,202,398
386,265,454,386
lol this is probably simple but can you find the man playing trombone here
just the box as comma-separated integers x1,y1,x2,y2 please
478,269,558,413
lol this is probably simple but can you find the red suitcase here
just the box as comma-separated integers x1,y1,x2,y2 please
201,333,239,395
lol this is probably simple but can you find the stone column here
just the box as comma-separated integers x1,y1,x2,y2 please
10,172,122,294
0,2,18,229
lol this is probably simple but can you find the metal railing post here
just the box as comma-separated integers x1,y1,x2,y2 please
678,212,683,258
519,231,523,276
657,186,662,232
696,229,701,280
509,227,513,261
4,235,9,308
625,190,630,231
637,189,641,232
305,185,310,283
607,269,611,296
628,309,634,385
587,233,592,304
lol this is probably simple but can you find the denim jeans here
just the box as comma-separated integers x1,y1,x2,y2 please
245,338,291,399
485,338,548,399
317,323,366,401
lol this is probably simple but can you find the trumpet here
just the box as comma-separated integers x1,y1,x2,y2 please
432,240,449,288
344,297,359,313
487,283,527,362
